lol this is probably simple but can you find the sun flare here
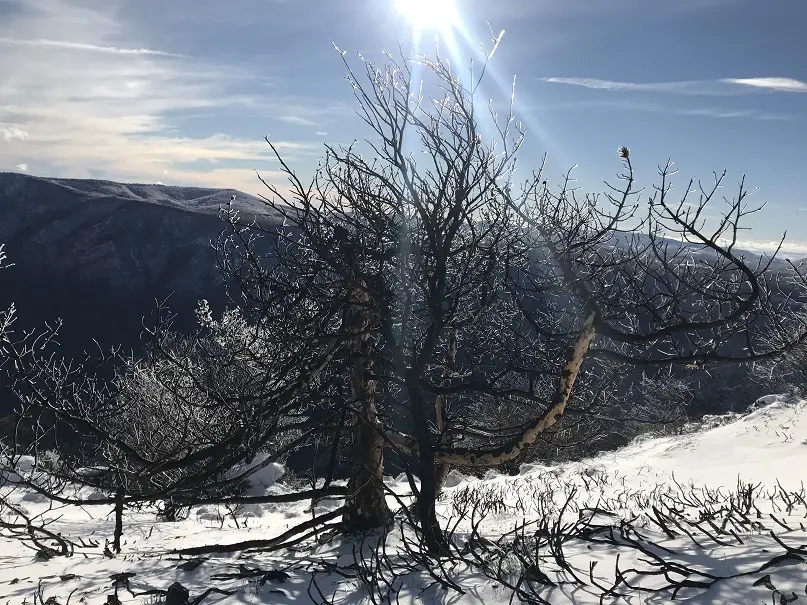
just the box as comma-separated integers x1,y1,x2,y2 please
394,0,460,35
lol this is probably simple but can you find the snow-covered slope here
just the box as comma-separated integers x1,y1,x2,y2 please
575,394,806,490
1,396,805,604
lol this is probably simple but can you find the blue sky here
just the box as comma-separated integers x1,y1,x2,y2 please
0,0,805,254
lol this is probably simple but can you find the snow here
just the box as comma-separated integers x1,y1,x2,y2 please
1,395,805,604
226,454,286,497
578,394,807,491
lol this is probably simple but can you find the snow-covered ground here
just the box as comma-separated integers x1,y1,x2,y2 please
2,395,806,604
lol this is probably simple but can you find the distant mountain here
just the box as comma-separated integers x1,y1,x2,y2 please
0,172,799,424
1,172,798,358
0,172,279,358
605,230,793,271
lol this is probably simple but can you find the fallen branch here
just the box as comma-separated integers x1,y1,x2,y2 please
175,507,345,555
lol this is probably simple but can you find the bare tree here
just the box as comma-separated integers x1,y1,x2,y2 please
0,246,82,557
216,179,401,532
102,304,314,500
225,42,807,553
1,287,351,552
6,40,805,560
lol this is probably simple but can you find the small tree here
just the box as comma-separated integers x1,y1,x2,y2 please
2,290,350,550
101,304,310,501
0,246,76,556
227,43,807,553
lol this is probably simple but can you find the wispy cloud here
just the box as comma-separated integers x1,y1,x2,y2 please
15,163,28,172
279,115,317,127
721,77,807,92
539,77,728,94
672,106,788,120
0,0,327,193
0,36,184,56
540,76,807,95
1,124,28,142
533,99,788,121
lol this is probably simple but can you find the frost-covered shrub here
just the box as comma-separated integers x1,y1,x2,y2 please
98,301,307,501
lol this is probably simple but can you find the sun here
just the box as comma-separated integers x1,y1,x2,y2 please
394,0,460,35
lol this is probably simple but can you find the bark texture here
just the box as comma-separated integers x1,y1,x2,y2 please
342,283,391,532
434,326,457,492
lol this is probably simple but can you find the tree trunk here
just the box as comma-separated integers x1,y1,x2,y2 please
113,484,124,553
342,282,391,532
409,375,447,554
433,326,457,493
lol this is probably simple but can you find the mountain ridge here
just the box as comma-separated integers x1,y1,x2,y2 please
0,172,280,359
0,172,798,355
0,172,799,420
0,171,271,216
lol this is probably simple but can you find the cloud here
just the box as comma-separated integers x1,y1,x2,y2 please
533,99,788,121
671,106,788,120
15,163,28,172
279,115,317,127
315,131,328,136
540,76,807,95
539,77,725,94
723,239,807,257
0,0,327,189
1,124,28,142
0,36,184,56
721,77,807,92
